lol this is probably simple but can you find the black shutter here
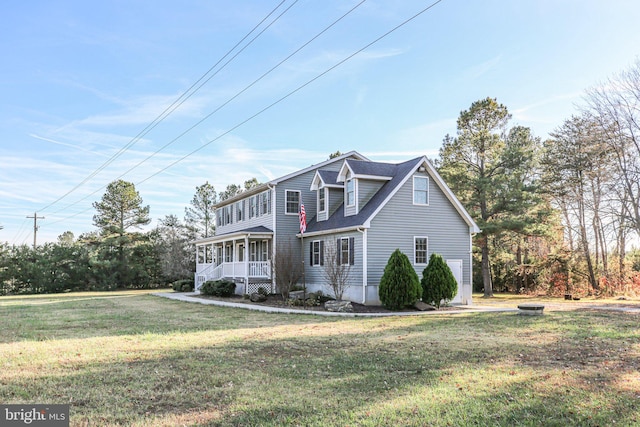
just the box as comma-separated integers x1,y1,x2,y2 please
320,241,324,266
310,241,313,265
349,237,355,265
336,238,341,265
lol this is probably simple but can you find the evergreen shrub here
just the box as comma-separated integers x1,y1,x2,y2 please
172,279,194,292
378,249,422,310
421,253,457,308
200,280,236,297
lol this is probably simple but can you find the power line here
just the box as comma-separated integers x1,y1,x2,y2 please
47,0,362,220
45,0,444,227
138,0,445,184
10,218,29,244
38,0,292,214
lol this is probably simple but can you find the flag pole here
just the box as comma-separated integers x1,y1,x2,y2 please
299,202,307,310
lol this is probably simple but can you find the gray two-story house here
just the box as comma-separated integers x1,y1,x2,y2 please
193,151,480,305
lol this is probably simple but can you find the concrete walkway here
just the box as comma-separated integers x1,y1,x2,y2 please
154,292,519,317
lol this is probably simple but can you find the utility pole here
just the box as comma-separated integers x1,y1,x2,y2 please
26,212,45,249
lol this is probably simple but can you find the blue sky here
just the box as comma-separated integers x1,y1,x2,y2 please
1,0,639,245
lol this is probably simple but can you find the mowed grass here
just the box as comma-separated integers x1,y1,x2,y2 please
1,291,639,426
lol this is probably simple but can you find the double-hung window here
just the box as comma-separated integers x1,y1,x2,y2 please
310,240,324,266
225,244,233,263
236,200,244,222
346,179,355,206
261,191,270,215
226,205,233,225
413,176,429,205
249,197,256,218
285,190,300,215
318,188,326,213
337,237,354,266
414,237,428,264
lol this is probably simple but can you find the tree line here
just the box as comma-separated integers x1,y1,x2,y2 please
439,60,640,297
0,179,257,295
2,61,640,297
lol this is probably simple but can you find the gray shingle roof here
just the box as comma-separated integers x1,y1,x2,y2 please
344,158,397,178
317,170,340,186
215,226,273,237
306,157,423,234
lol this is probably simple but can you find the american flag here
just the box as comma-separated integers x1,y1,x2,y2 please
299,203,307,234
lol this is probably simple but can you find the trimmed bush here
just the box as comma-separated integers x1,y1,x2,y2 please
172,279,194,292
421,253,458,308
200,280,236,297
378,249,422,310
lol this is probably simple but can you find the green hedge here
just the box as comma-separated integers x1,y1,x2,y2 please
172,279,194,292
200,280,236,297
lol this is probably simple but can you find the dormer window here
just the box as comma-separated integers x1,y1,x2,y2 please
318,187,326,213
346,179,355,206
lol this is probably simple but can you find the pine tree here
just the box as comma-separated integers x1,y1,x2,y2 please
184,181,217,238
378,249,421,310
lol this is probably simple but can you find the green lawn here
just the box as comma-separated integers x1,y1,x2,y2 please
1,290,639,426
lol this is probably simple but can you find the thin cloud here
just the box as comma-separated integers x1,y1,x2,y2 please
29,134,112,157
463,55,503,80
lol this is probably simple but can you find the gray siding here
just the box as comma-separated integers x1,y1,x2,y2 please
358,179,385,211
274,159,347,258
367,172,472,298
216,189,274,234
303,231,363,300
328,187,343,217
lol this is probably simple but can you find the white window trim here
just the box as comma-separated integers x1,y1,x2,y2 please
250,241,257,262
237,242,245,262
346,179,355,207
236,200,244,222
261,239,269,261
318,187,327,214
413,176,430,206
339,237,353,266
285,189,301,215
311,240,322,267
414,236,429,265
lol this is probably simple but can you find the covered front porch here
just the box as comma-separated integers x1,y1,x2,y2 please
194,227,273,294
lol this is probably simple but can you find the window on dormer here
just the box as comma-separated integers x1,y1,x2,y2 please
346,179,355,206
318,188,326,213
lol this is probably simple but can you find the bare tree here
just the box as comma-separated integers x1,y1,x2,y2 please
321,241,352,300
586,59,640,237
271,238,303,298
543,115,616,293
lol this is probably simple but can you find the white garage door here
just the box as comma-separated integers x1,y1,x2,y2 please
446,259,463,304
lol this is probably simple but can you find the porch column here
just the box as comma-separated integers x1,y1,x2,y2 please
244,235,249,291
222,243,226,274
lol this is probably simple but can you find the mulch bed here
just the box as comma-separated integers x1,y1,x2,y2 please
193,293,458,314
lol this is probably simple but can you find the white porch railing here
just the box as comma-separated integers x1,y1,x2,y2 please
249,261,270,277
195,261,271,290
